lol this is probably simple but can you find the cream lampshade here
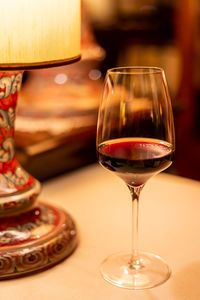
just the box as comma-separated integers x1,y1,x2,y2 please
0,0,81,279
0,0,81,69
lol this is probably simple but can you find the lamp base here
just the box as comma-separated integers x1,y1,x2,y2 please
0,202,77,279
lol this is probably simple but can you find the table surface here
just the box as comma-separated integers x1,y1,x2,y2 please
1,164,200,300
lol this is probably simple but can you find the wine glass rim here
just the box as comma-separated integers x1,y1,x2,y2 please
107,66,164,75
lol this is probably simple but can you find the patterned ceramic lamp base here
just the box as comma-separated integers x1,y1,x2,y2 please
0,202,77,279
0,71,78,278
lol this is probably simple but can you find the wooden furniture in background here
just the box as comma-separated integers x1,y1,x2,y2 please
174,0,200,180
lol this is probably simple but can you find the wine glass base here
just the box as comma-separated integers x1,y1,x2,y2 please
100,251,171,290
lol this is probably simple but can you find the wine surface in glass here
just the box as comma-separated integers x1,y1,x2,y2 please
98,137,173,186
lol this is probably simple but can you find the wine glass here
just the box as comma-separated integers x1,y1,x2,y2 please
96,67,175,289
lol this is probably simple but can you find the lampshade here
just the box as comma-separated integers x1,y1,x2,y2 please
0,0,81,70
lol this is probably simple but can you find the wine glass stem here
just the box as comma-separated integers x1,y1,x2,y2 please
128,185,143,269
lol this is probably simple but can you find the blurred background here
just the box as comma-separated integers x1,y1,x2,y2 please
16,0,200,182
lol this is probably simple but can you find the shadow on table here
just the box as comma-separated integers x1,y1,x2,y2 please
143,291,160,300
172,261,200,300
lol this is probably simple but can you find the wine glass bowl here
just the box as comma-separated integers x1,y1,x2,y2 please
96,67,175,289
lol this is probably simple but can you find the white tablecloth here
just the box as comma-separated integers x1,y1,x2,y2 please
1,164,200,300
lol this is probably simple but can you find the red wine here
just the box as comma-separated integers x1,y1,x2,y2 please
97,138,174,186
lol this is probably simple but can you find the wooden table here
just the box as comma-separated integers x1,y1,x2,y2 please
1,164,200,300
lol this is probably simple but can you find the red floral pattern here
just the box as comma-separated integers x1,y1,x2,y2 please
0,72,35,193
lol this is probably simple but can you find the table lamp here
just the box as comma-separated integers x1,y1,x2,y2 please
0,0,81,279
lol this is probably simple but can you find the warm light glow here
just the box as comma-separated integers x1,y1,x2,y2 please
0,0,81,68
